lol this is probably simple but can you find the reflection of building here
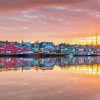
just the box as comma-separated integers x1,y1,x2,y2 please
32,59,39,66
0,58,17,69
0,57,100,72
95,48,100,55
39,58,55,70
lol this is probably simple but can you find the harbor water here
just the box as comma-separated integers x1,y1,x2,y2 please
0,57,100,100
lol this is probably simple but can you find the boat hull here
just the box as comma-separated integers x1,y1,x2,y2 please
0,53,66,58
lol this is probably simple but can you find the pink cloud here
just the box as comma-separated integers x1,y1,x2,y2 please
0,0,99,43
0,0,90,13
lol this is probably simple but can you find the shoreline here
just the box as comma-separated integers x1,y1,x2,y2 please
0,53,100,58
0,53,66,58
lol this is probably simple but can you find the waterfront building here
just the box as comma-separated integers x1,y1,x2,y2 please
94,47,100,55
32,47,39,53
0,43,18,54
75,46,85,55
58,43,66,53
22,42,32,48
39,42,55,53
84,46,95,55
39,42,54,47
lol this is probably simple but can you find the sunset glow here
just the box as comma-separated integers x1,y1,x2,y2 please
0,0,99,44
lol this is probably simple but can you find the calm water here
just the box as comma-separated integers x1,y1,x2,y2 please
0,57,100,100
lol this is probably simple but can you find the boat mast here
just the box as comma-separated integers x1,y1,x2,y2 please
96,32,98,56
96,32,98,47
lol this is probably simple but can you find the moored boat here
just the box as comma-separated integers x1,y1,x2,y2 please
0,53,66,58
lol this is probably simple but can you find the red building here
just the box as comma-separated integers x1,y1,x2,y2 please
0,43,30,54
1,44,18,54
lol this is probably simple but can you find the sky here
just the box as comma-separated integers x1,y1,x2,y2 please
0,0,100,44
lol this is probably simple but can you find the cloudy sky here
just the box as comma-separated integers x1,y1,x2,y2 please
0,0,100,44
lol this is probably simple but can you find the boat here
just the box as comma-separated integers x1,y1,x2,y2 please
0,53,66,58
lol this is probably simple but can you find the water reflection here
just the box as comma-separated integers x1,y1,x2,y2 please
0,57,100,74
